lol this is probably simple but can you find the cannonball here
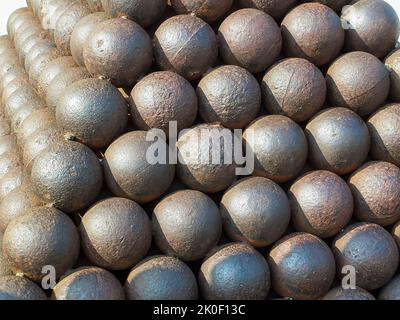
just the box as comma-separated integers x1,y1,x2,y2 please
267,232,336,300
10,99,47,132
385,49,400,101
326,51,390,116
3,207,80,282
17,108,56,144
70,12,108,66
300,0,351,13
322,286,375,300
83,18,152,87
101,0,166,28
2,77,30,108
171,0,233,23
125,255,198,300
243,115,308,183
80,197,151,270
289,170,353,238
0,151,21,180
239,0,297,20
341,0,399,59
281,3,344,66
7,7,32,39
333,223,399,291
197,65,261,129
152,189,221,261
367,104,400,166
220,176,290,247
218,8,281,73
56,78,128,149
52,267,125,300
262,58,326,122
30,141,103,213
4,85,41,118
18,31,51,65
305,107,370,175
176,123,236,193
154,14,218,81
379,275,400,300
0,276,46,300
348,161,400,226
28,50,60,89
199,242,270,300
0,167,26,200
25,41,58,72
130,71,198,134
103,130,175,203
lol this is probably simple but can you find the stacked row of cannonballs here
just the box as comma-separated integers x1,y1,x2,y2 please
0,0,400,300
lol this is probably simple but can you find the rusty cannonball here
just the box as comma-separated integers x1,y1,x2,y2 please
220,176,290,247
154,15,218,81
0,276,46,300
385,49,400,102
288,170,353,238
326,51,390,116
17,108,56,144
125,255,198,300
197,65,261,129
322,286,375,300
332,222,399,291
171,0,233,23
104,130,175,203
262,58,326,122
367,104,400,167
199,242,270,300
305,107,370,175
281,3,344,66
239,0,297,21
80,197,151,270
379,275,400,300
176,123,236,193
152,189,221,261
243,115,308,183
70,12,108,66
341,0,399,59
52,267,125,300
300,0,351,13
218,8,281,73
130,71,198,134
30,141,103,213
348,161,400,226
3,207,80,282
101,0,166,28
267,232,336,300
56,78,128,149
83,18,152,87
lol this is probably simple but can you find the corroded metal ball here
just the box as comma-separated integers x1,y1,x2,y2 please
332,222,399,291
125,255,198,300
218,8,282,73
239,0,297,20
322,286,375,300
220,176,290,247
80,197,151,270
52,267,125,300
176,123,236,193
17,108,56,144
267,232,336,300
154,14,218,81
152,189,221,261
281,3,344,66
171,0,233,23
197,65,261,129
341,0,399,59
243,115,308,183
379,275,400,300
0,167,26,200
305,107,370,175
103,131,175,203
385,49,400,102
0,151,22,180
326,51,390,116
0,276,46,300
348,161,400,226
367,104,400,166
30,141,103,213
262,58,326,122
3,207,80,282
199,242,270,300
288,170,353,238
83,18,153,87
130,71,198,134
